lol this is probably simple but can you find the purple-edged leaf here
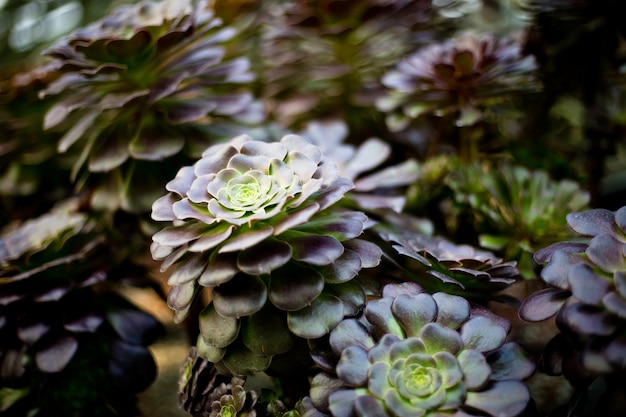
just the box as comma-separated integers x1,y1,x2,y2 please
324,281,366,317
336,345,369,386
188,223,234,252
420,322,463,355
35,334,78,373
153,224,205,247
167,253,207,285
457,349,491,390
603,291,626,319
310,373,348,413
354,395,388,417
237,238,292,275
487,342,535,380
329,319,375,355
218,225,274,253
268,264,324,311
212,274,267,318
166,165,195,195
198,252,239,286
242,304,293,355
151,193,177,221
129,127,185,160
586,234,626,272
558,301,618,336
391,293,437,337
273,203,321,235
167,280,198,322
465,380,530,417
199,303,239,348
315,178,354,211
568,263,611,305
567,209,617,237
354,159,420,191
294,212,366,241
432,292,471,329
534,242,588,265
540,249,586,289
364,298,404,337
286,233,344,266
196,144,240,176
287,293,344,338
344,138,390,179
343,239,382,268
317,248,362,284
460,316,507,353
519,288,570,322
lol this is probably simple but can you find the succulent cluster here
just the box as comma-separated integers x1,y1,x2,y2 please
379,226,520,301
151,133,381,375
309,282,534,417
38,0,262,211
258,0,434,129
377,30,539,130
0,199,162,416
520,205,626,378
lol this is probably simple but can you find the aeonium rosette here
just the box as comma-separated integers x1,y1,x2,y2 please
151,134,381,376
309,282,535,417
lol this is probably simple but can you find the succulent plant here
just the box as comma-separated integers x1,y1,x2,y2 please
377,30,540,131
179,347,258,417
151,133,381,375
0,198,162,416
38,0,262,212
520,205,626,377
378,225,520,302
448,162,590,276
258,0,434,130
309,281,535,417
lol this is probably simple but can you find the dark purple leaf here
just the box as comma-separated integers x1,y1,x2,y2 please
336,345,369,386
364,298,404,337
295,212,366,241
519,288,570,322
460,316,507,353
324,281,366,317
213,274,267,318
198,252,239,286
268,263,324,311
317,248,362,284
129,126,185,160
221,342,272,376
534,242,588,265
237,238,292,275
391,293,437,337
199,303,239,348
287,293,344,338
487,342,535,380
64,311,104,333
566,209,616,237
343,239,382,268
603,291,626,319
558,302,618,336
568,263,611,305
165,99,219,124
286,233,344,266
17,322,50,345
540,249,586,289
329,319,375,356
88,133,130,172
465,380,530,417
107,308,163,345
586,234,626,272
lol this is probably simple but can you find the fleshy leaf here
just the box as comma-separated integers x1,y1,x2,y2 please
237,238,292,275
487,342,535,381
336,345,370,386
457,349,491,390
519,288,570,322
433,292,471,330
566,209,616,237
212,274,267,318
586,234,626,272
568,263,611,305
242,304,293,356
35,334,78,373
221,343,271,376
269,264,324,311
286,233,344,266
460,316,507,353
391,293,437,337
465,380,530,417
199,303,240,348
287,293,344,338
420,322,463,355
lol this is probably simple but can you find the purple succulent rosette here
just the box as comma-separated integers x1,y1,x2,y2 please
309,282,534,417
151,133,381,375
379,228,520,301
377,31,539,130
520,206,626,376
38,0,262,211
0,199,162,416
